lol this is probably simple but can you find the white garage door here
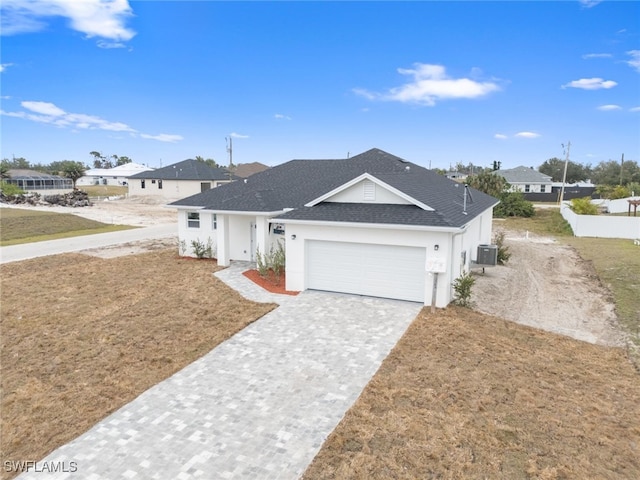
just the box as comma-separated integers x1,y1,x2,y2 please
306,240,426,302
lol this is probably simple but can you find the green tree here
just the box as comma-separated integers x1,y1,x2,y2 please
116,156,132,166
466,171,508,197
59,161,86,189
195,155,219,168
538,157,591,183
1,157,31,169
591,159,640,186
0,160,10,183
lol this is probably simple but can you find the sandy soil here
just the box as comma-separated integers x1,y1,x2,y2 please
2,195,177,227
472,228,625,347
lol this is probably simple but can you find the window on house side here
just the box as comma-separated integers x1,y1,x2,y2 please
158,179,163,189
141,180,146,189
212,214,217,230
187,212,200,228
525,184,530,192
540,185,546,193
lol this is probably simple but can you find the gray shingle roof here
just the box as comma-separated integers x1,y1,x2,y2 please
128,159,231,181
495,166,552,184
170,148,499,228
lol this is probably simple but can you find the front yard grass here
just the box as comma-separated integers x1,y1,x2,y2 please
0,250,275,480
0,208,133,246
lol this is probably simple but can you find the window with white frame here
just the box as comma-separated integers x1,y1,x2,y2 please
540,185,546,192
212,214,217,230
187,212,200,228
525,184,531,192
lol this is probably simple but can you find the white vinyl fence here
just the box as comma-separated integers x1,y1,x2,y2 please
561,202,640,239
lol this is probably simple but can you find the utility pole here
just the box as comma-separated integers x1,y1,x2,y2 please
559,141,571,205
226,136,233,168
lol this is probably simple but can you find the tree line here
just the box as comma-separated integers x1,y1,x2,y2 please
447,157,639,187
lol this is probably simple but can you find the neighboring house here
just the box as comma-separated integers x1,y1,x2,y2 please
4,169,73,194
170,148,499,307
444,170,468,182
233,162,270,179
76,162,154,187
128,159,233,200
495,166,553,194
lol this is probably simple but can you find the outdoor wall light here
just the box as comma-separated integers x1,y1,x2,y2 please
291,234,297,240
434,244,439,251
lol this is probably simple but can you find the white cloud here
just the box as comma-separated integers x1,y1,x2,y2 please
630,107,640,112
581,53,612,59
2,100,181,142
0,63,13,73
579,0,603,8
353,63,501,106
515,132,540,139
597,104,622,111
274,113,291,120
229,132,249,138
626,50,640,73
0,0,135,42
139,133,183,143
562,78,617,90
494,134,508,140
22,100,66,116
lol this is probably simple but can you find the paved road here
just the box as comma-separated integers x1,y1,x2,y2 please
0,224,176,264
16,261,422,480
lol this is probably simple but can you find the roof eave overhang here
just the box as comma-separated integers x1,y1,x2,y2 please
272,218,464,233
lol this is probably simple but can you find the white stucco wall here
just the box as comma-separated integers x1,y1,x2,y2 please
282,222,455,307
129,179,230,201
327,180,412,204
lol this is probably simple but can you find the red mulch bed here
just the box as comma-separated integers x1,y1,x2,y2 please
242,269,299,296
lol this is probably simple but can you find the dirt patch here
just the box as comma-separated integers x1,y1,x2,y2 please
303,307,640,480
472,227,626,347
0,250,275,480
1,195,176,227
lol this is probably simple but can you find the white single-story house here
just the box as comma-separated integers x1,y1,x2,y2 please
128,159,233,201
495,166,553,193
170,149,499,307
76,162,154,187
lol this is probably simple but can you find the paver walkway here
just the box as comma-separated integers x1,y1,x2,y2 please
17,262,422,479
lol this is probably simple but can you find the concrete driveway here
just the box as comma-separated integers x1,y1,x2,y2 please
17,262,422,479
0,224,176,264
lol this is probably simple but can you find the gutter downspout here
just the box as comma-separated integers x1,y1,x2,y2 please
447,225,469,306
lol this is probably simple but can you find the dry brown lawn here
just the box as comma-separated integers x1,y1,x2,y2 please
0,250,275,479
303,307,640,480
2,236,639,480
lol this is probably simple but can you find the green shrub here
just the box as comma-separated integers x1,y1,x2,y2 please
494,192,535,218
452,272,476,308
493,231,511,265
570,197,598,215
191,238,214,259
0,183,24,196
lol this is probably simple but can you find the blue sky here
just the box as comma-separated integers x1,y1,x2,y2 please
1,0,639,171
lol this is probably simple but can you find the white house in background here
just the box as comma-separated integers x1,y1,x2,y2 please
170,149,499,307
128,159,233,201
76,162,154,187
495,166,553,193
